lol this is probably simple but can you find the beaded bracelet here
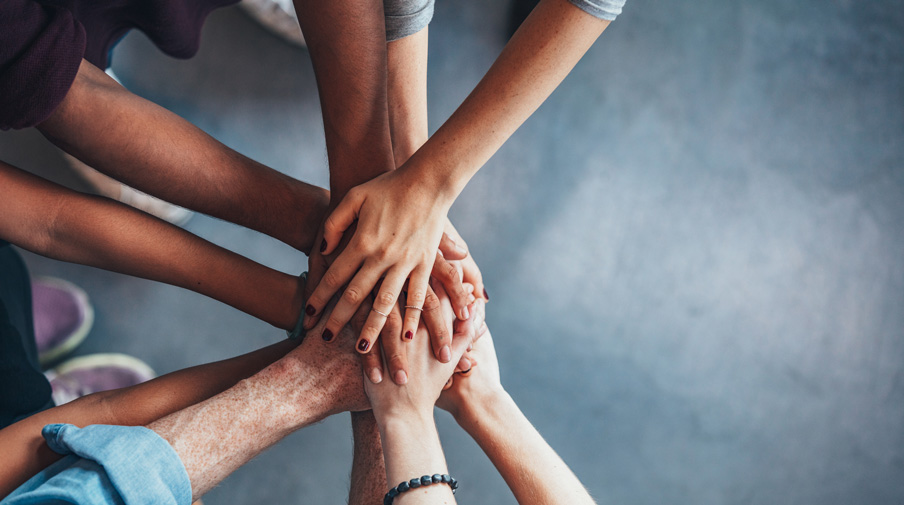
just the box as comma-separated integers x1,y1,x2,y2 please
384,474,458,505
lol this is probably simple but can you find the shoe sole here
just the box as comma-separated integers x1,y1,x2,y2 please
36,277,95,366
50,353,157,381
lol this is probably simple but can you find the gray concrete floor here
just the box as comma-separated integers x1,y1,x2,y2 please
2,0,903,503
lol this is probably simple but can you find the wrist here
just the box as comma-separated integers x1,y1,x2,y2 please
376,406,436,434
453,387,512,431
291,185,331,254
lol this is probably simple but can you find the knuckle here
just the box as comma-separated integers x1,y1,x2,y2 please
326,315,345,331
382,314,402,337
343,287,364,304
388,354,406,371
423,292,441,312
323,269,344,290
408,290,426,305
376,291,396,307
364,323,383,337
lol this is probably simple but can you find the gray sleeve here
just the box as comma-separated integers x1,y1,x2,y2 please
384,0,434,41
567,0,626,21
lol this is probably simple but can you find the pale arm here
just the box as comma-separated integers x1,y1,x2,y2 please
0,339,297,498
439,331,597,505
399,0,611,198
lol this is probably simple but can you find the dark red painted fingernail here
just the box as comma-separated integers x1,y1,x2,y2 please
322,329,333,341
319,239,327,253
483,288,489,300
305,304,316,316
357,339,370,352
405,330,413,340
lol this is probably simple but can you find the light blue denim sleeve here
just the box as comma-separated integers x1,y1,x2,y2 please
2,424,191,505
568,0,626,21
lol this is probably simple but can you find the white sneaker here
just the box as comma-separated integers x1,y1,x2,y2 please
46,353,156,405
240,0,306,47
64,152,194,226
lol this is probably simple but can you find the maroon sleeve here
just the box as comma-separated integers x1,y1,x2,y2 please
0,0,86,130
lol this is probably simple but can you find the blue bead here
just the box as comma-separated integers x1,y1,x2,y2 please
388,488,400,498
398,481,410,492
421,475,432,486
409,478,421,488
432,474,443,483
383,496,391,505
441,474,451,483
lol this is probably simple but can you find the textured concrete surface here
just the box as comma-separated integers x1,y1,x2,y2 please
1,0,902,503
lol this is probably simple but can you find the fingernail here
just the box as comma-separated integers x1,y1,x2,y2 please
467,343,473,352
369,368,383,383
439,345,451,363
394,370,408,385
460,358,471,370
405,330,413,340
357,339,370,352
321,329,333,341
469,294,477,304
305,304,316,316
460,306,470,320
483,288,489,300
319,239,327,253
456,244,467,255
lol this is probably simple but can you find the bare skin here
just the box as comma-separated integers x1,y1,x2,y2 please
0,160,314,330
291,1,473,385
438,331,598,505
0,339,298,497
311,0,611,347
36,59,326,255
150,288,483,500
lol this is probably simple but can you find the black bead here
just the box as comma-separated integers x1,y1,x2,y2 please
388,488,400,498
398,481,410,492
421,475,432,486
441,474,451,483
409,478,421,488
450,478,459,490
432,474,443,483
383,495,391,505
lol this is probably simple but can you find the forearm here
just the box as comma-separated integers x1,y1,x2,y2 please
403,0,609,200
387,28,429,166
0,339,296,498
293,0,396,202
378,413,455,505
0,161,305,330
36,59,329,253
349,411,387,505
149,345,344,499
456,391,596,505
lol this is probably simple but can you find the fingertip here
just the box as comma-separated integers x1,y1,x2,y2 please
394,370,408,385
368,367,383,384
357,338,371,353
439,345,452,363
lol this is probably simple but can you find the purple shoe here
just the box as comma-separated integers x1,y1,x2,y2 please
32,277,95,365
45,353,156,405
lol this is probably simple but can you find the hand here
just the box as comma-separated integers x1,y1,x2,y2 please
281,294,371,416
443,218,488,302
304,168,463,356
436,324,502,421
364,282,483,422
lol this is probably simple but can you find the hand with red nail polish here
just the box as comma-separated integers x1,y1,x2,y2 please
363,288,470,425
